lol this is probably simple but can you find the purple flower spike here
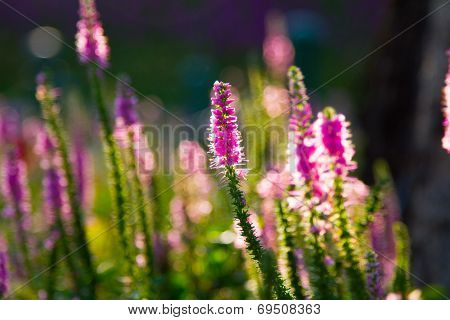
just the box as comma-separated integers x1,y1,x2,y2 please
0,249,8,297
366,251,383,299
288,66,312,133
2,150,31,227
442,50,450,153
36,129,71,224
114,79,139,127
208,81,245,169
76,0,109,68
314,108,356,176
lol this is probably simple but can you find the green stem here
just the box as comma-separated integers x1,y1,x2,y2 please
225,165,292,300
125,130,154,297
275,200,304,299
392,222,411,299
89,68,134,280
46,240,59,299
12,205,32,277
334,176,369,299
306,208,337,299
40,101,96,299
54,212,83,298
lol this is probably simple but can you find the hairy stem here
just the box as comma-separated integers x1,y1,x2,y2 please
334,176,369,299
275,200,304,299
225,165,292,300
40,99,96,298
12,205,32,277
46,242,58,300
89,68,134,280
125,130,154,297
306,207,337,299
54,211,83,298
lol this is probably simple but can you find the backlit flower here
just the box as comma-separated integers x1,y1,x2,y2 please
442,50,450,153
208,81,245,169
76,0,109,68
313,107,356,176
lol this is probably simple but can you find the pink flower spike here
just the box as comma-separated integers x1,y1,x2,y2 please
314,107,356,176
442,50,450,153
76,0,109,68
208,81,245,169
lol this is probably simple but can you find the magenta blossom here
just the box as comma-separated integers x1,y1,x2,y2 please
208,81,245,169
313,108,356,176
442,50,450,153
288,66,312,133
76,0,109,68
36,129,71,223
115,79,139,127
2,150,31,228
287,66,326,198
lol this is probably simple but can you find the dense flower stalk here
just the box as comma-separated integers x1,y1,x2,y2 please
288,66,325,198
442,50,450,153
36,73,96,298
208,81,245,169
288,66,311,133
115,79,139,127
209,81,291,299
287,66,336,299
37,130,84,297
313,106,368,299
365,251,383,299
77,1,134,281
114,79,154,297
75,0,109,68
2,149,32,277
0,246,8,298
313,108,356,175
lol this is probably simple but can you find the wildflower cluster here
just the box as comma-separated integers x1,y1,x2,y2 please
1,0,441,301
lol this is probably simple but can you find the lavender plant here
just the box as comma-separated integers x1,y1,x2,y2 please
442,50,450,153
35,74,96,298
36,129,84,298
0,1,439,300
208,81,292,300
75,0,133,280
2,149,33,278
114,78,155,298
287,66,336,299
